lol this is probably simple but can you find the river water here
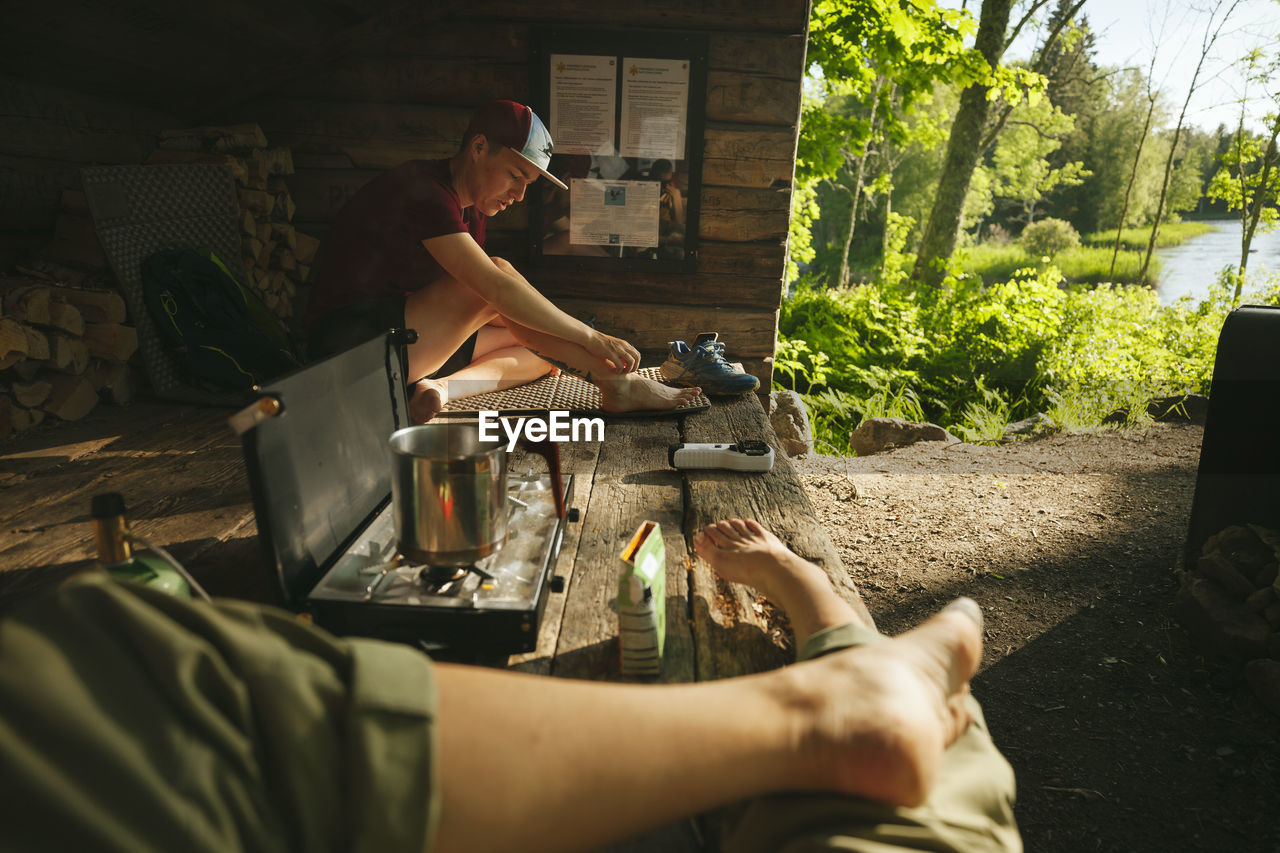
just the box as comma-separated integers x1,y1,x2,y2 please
1155,219,1280,305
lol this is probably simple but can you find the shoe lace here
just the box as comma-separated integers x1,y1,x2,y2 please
696,341,734,368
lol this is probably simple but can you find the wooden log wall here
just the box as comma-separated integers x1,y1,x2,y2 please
218,4,808,387
0,77,178,271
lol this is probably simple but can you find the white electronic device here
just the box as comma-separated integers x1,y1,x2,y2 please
668,440,775,472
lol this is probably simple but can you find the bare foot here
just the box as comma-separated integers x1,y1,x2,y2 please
409,378,447,423
789,599,984,807
694,518,862,645
599,373,701,412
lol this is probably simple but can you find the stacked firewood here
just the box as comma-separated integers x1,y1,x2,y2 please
148,124,318,321
1177,524,1280,715
0,259,136,437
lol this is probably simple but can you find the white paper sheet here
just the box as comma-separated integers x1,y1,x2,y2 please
619,57,689,160
549,54,618,155
567,179,660,248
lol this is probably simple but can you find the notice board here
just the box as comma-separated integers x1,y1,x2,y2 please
529,27,708,273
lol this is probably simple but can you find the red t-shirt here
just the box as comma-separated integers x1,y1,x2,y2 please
303,159,486,326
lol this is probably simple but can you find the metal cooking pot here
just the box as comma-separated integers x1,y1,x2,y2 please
388,423,566,568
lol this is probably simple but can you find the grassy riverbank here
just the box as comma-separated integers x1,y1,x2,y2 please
777,260,1279,454
956,223,1217,287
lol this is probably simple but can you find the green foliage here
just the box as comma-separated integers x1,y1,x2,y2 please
1083,222,1215,249
801,0,977,188
775,266,1280,456
988,99,1090,225
1018,217,1081,257
958,243,1160,287
951,380,1014,445
774,335,832,391
1207,123,1280,237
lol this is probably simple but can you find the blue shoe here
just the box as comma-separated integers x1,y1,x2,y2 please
660,335,759,395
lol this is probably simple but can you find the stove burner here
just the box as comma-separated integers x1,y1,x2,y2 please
419,564,468,585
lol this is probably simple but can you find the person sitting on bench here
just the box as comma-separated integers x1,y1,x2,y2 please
303,99,701,422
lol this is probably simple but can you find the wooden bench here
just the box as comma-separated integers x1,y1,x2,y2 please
0,394,869,680
501,393,872,682
0,392,870,851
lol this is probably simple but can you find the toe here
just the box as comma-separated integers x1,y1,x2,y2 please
702,524,732,549
727,519,754,539
693,531,712,558
714,520,744,542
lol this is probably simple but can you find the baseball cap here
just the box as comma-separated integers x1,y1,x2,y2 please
466,100,569,190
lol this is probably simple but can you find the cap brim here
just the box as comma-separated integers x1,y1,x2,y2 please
513,149,568,191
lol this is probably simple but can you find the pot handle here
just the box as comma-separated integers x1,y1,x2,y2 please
519,437,566,519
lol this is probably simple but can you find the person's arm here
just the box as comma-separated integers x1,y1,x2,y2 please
423,232,635,372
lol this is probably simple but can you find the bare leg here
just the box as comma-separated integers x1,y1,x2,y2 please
403,274,500,383
694,518,863,648
432,601,982,853
404,263,699,413
409,326,556,423
504,319,702,412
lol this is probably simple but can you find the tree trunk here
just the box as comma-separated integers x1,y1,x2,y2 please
838,78,883,288
1110,94,1157,283
1138,0,1240,284
912,0,1014,288
1239,118,1280,282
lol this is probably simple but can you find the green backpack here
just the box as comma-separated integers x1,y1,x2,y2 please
141,249,299,391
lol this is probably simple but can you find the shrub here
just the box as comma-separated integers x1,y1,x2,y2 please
1019,218,1081,257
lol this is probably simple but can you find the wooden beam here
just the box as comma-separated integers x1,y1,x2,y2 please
703,124,798,189
554,298,777,358
706,71,803,126
708,33,807,76
699,187,792,242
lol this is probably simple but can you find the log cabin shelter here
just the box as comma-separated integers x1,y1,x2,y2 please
0,0,811,400
0,2,858,691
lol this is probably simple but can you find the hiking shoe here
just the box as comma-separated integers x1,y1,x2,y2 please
660,338,760,395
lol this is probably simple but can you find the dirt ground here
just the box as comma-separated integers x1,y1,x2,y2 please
793,424,1280,852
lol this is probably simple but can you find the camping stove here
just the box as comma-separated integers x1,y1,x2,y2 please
235,331,577,663
305,472,574,657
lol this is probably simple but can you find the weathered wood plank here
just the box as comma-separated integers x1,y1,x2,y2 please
242,98,471,161
0,406,240,571
706,71,802,126
550,417,694,683
697,240,788,279
708,33,806,77
465,0,808,32
533,269,783,312
699,186,792,243
505,437,603,675
359,19,529,59
554,298,778,358
680,397,876,682
0,156,83,232
281,58,529,106
703,123,797,189
0,78,175,163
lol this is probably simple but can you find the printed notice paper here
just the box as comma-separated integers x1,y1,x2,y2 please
568,179,660,248
620,57,689,160
549,54,617,155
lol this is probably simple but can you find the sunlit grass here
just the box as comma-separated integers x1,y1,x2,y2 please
1083,221,1216,250
959,244,1161,287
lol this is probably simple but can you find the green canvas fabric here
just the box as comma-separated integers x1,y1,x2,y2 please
0,573,438,853
715,621,1022,853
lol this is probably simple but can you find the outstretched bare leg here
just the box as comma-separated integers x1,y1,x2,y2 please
432,600,983,853
694,518,863,647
